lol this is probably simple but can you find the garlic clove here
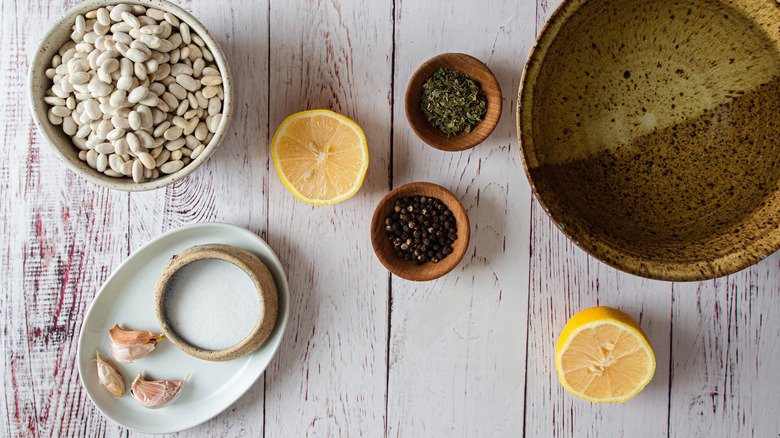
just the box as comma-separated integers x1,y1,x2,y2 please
108,324,165,363
130,372,188,409
95,350,126,398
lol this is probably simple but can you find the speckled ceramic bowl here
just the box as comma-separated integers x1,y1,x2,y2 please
154,244,278,362
28,0,234,191
518,0,780,280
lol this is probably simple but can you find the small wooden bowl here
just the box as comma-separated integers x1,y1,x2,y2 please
371,182,470,281
405,53,502,152
154,244,278,361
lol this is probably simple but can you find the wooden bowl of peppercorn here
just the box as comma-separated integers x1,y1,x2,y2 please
405,53,502,152
371,182,470,281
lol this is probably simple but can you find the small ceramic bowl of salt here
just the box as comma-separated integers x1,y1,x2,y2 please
154,244,278,361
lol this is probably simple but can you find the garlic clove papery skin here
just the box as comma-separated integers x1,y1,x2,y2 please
130,372,188,409
96,350,126,398
110,342,157,364
108,324,165,363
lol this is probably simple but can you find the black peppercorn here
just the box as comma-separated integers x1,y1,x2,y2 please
384,195,457,265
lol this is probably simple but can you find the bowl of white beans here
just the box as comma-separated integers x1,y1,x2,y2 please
28,0,234,191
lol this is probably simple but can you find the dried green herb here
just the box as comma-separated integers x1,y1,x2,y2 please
420,67,487,137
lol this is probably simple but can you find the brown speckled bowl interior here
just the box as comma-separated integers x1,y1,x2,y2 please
518,0,780,280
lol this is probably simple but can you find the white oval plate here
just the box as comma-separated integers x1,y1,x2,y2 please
77,223,289,434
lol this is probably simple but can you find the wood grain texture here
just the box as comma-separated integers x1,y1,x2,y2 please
264,0,393,435
524,0,674,436
525,211,673,436
669,259,780,437
126,1,270,436
3,0,780,436
1,1,129,436
387,0,536,435
525,0,780,436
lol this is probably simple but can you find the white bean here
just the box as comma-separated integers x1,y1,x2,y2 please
180,22,191,44
107,128,125,141
86,149,98,168
51,106,71,117
175,75,199,92
138,152,155,169
208,113,222,133
134,61,147,81
192,58,205,77
176,99,189,116
201,75,221,86
110,4,130,21
63,116,77,135
76,124,92,139
132,158,144,182
154,149,171,166
96,153,108,172
194,122,208,141
153,121,171,137
136,130,154,148
69,71,90,85
163,12,179,27
95,142,114,155
190,144,205,160
163,126,183,141
83,99,102,120
122,11,140,28
125,48,148,63
137,105,153,129
160,160,183,174
88,79,112,96
127,86,148,103
44,6,223,182
109,154,124,172
128,111,141,130
207,97,221,115
165,137,186,150
121,160,134,176
146,9,165,21
116,75,134,90
101,58,119,73
202,85,218,99
170,64,193,77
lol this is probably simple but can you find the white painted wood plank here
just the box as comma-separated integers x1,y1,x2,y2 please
264,0,393,436
669,258,780,437
128,0,270,247
1,2,129,436
126,1,270,436
524,213,672,436
523,0,673,435
387,1,536,435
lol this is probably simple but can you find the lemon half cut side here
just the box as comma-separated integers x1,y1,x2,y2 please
555,306,656,403
271,110,369,206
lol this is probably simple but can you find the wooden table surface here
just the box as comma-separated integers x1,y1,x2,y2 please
3,0,779,436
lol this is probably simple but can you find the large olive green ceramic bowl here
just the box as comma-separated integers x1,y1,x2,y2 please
518,0,780,281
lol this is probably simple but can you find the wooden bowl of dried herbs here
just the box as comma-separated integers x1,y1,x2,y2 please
405,53,502,152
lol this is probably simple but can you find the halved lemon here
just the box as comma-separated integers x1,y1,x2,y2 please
555,306,655,403
271,110,369,205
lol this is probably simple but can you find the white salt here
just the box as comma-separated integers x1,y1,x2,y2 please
163,258,261,351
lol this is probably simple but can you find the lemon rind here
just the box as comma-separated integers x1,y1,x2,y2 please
555,318,656,403
271,110,369,206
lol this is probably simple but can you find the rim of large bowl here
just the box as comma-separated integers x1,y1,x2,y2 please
516,0,780,281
